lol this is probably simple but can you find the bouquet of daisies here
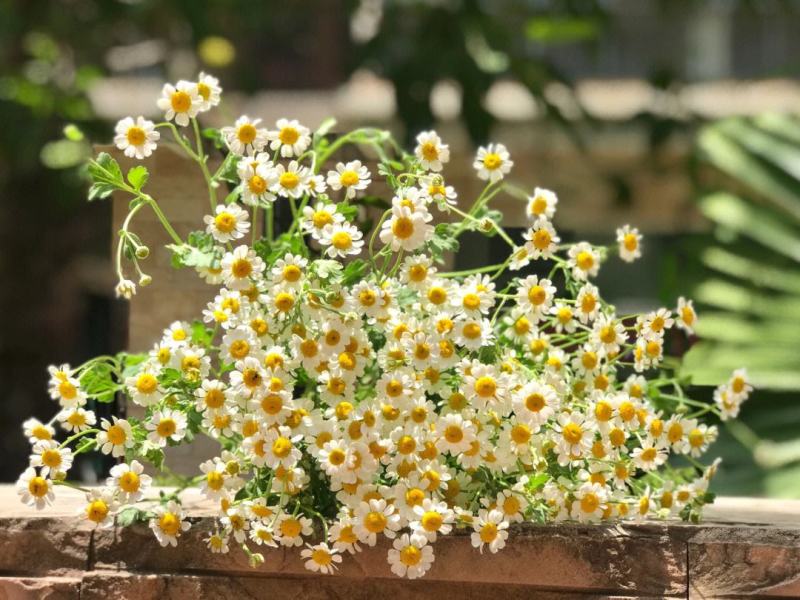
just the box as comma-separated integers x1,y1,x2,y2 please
17,73,753,578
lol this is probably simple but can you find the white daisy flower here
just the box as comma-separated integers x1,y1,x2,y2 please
150,501,190,547
526,187,558,221
617,224,642,263
268,160,310,199
222,115,268,156
107,460,151,503
523,218,560,260
379,205,434,252
194,71,222,111
156,80,200,126
473,143,513,183
267,118,311,158
319,222,364,258
568,242,601,280
387,533,434,579
203,203,250,243
97,417,134,457
16,467,54,509
414,130,450,172
82,489,117,528
30,440,73,478
470,509,509,553
114,116,159,159
326,160,371,200
238,153,276,205
301,542,342,575
145,409,188,447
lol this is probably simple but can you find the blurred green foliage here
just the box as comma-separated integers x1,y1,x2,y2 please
681,114,800,496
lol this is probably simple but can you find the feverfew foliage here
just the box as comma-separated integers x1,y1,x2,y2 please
17,74,753,577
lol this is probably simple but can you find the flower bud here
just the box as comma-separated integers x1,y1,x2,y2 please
139,274,153,286
135,246,150,259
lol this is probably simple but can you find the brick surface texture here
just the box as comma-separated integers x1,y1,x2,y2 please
1,487,799,599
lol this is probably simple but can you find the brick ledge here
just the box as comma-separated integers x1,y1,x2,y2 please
1,486,799,599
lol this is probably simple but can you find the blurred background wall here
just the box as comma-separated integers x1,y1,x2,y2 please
2,0,799,495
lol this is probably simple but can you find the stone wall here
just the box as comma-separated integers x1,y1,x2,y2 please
1,486,799,599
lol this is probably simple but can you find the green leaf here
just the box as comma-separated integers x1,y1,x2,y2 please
87,152,124,201
63,123,84,142
116,506,149,527
127,165,149,191
341,259,367,286
78,362,119,403
167,230,220,269
314,118,337,143
699,193,800,263
191,320,215,347
144,447,165,470
336,201,359,221
525,17,601,44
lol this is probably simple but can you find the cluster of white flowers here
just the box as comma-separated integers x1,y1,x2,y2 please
17,75,753,578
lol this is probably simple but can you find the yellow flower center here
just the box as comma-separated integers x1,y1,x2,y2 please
580,493,599,513
364,511,387,533
511,423,531,444
576,251,594,271
272,437,293,458
328,448,347,466
623,233,638,251
312,548,332,566
260,394,283,415
215,212,236,233
28,476,49,497
400,544,422,566
312,210,333,229
170,91,192,113
279,126,299,145
331,231,352,250
237,124,257,144
463,293,481,311
231,258,252,278
228,340,250,360
280,265,301,283
530,195,548,215
159,513,181,536
482,153,502,170
339,170,359,187
86,499,110,523
421,142,439,161
31,425,52,440
206,470,225,490
135,373,158,395
444,425,464,444
126,126,146,146
474,376,497,398
156,418,177,438
197,82,211,100
562,422,583,445
392,217,415,239
106,424,126,445
275,292,295,312
595,401,613,422
463,322,482,339
532,229,552,250
409,264,427,282
248,175,267,194
280,518,302,538
421,511,443,532
280,171,300,190
479,522,498,543
119,470,140,493
527,285,546,305
41,448,62,468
